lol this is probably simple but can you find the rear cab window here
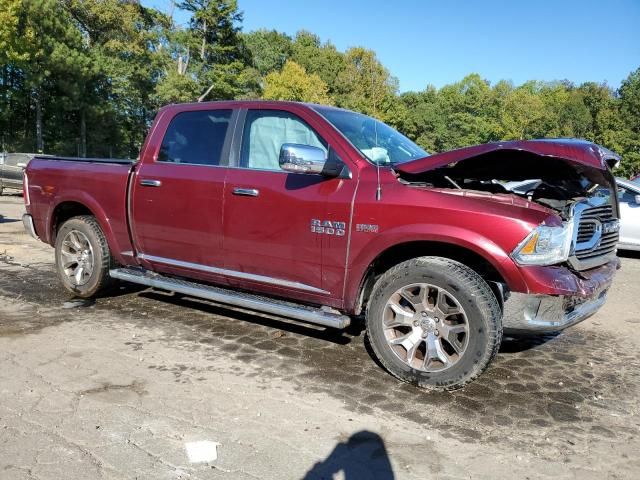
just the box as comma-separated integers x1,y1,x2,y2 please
158,110,233,166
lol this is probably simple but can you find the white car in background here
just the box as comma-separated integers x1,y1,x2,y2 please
616,178,640,251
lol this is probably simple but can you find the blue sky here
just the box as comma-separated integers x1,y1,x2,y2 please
143,0,640,92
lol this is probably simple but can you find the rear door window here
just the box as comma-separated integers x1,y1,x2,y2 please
158,110,232,166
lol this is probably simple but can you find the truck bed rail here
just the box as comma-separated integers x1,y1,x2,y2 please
35,156,135,165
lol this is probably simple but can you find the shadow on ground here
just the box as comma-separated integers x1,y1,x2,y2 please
618,250,640,260
303,431,394,480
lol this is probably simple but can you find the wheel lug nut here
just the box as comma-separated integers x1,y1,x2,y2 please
421,312,427,317
435,318,439,323
435,330,439,336
413,320,419,326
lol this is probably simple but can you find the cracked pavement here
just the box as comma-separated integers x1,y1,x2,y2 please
1,194,640,479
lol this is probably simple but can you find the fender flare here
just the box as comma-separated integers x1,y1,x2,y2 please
46,192,127,265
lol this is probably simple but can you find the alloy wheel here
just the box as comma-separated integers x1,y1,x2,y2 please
59,230,95,286
382,283,470,372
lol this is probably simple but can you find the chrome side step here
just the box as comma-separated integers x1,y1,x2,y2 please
109,267,350,329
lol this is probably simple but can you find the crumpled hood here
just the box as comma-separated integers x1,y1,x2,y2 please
394,139,620,175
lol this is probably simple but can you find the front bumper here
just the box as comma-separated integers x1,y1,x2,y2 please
502,259,618,334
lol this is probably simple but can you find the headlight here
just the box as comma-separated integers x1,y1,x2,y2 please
511,222,574,266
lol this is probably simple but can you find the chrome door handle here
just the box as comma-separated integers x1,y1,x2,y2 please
232,188,259,197
140,179,162,187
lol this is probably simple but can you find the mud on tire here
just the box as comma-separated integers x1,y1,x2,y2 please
366,256,502,390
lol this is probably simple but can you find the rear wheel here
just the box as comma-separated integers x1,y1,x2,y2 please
54,215,114,298
366,256,502,390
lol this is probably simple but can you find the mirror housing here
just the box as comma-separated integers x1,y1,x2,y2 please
279,143,327,175
279,143,350,178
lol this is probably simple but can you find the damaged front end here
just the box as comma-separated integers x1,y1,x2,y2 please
394,139,621,333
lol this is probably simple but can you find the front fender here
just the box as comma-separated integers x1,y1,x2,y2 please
344,223,528,312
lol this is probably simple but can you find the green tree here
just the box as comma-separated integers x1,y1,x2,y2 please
498,82,547,140
617,68,640,175
0,0,92,152
167,0,255,102
262,60,331,104
436,74,498,149
63,0,170,156
243,29,292,76
398,87,445,152
290,31,344,96
334,47,398,122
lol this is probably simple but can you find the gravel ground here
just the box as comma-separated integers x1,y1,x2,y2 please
1,193,639,479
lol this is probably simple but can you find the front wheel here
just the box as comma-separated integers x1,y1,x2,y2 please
54,215,114,298
366,256,502,390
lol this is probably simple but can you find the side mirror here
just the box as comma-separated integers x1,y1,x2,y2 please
279,143,327,175
17,162,27,169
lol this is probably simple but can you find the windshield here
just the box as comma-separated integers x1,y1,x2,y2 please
314,107,428,165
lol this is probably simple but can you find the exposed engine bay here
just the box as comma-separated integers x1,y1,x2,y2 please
395,149,616,219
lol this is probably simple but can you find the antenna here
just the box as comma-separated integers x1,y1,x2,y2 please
374,120,382,201
198,84,215,103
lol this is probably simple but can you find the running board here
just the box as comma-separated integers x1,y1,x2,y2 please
109,267,350,329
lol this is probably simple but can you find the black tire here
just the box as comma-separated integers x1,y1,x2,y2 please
54,215,114,298
366,256,502,390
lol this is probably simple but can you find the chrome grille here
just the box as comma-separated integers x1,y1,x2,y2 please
570,201,618,270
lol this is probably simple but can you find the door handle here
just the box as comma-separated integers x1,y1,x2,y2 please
233,187,259,197
140,179,162,187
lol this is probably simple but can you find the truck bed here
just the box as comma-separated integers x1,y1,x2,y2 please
25,155,136,263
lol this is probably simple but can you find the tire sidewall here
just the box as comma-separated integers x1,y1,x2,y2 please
54,218,107,297
367,260,496,389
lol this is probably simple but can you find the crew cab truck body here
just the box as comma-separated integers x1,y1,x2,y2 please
23,101,621,389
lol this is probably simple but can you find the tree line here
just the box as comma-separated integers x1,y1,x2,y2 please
1,0,639,176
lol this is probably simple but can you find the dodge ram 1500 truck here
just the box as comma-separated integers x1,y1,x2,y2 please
23,101,621,389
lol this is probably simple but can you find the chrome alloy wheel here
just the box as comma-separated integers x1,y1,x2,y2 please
383,283,470,372
59,230,94,286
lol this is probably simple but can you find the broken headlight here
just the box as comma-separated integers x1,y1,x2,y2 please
511,222,574,266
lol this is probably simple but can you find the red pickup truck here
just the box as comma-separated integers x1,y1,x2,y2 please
23,101,621,389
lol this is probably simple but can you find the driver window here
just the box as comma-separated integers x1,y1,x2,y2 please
240,110,327,171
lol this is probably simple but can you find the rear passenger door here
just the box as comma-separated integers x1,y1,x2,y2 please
222,107,356,306
131,108,235,284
